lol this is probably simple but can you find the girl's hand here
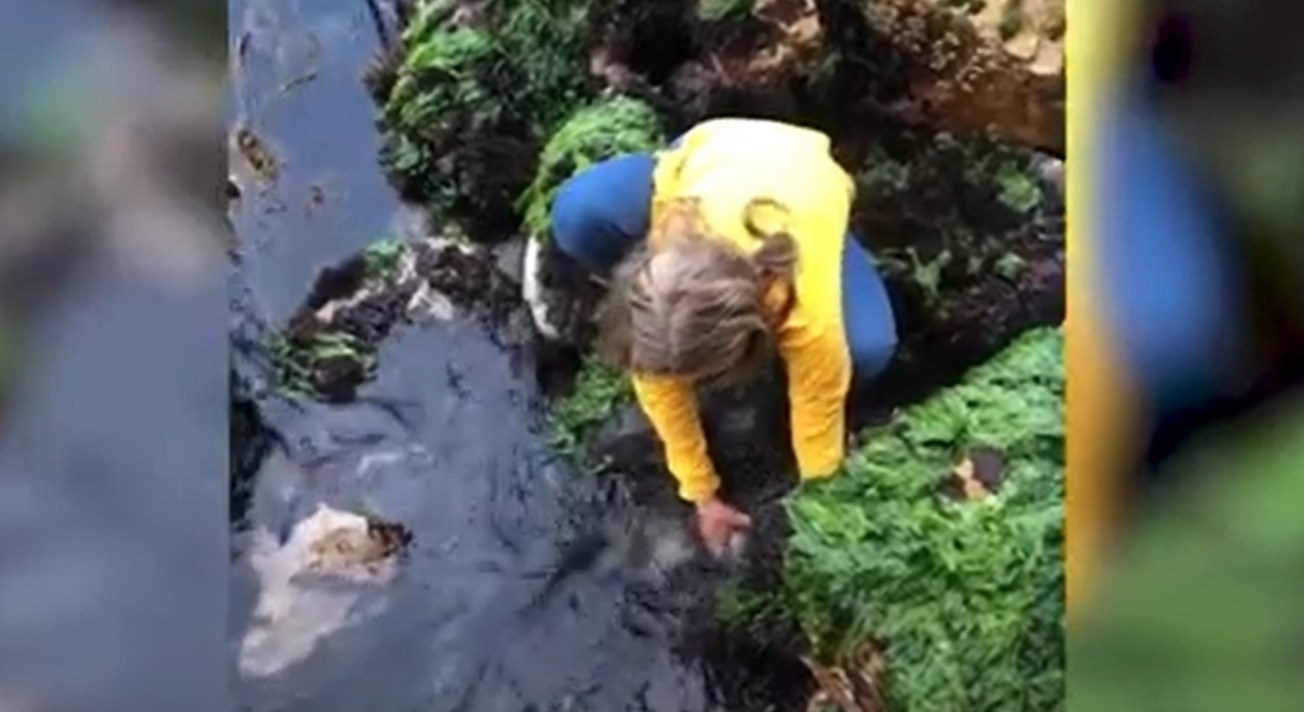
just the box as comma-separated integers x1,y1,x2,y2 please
695,496,752,557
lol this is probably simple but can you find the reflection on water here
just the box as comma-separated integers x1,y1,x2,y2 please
227,0,711,710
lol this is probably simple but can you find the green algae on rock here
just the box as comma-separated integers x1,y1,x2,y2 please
374,0,599,238
370,0,1065,248
548,355,634,462
842,124,1062,419
268,234,529,403
729,326,1064,712
266,236,417,402
853,129,1046,281
519,96,665,239
269,329,378,402
361,237,406,279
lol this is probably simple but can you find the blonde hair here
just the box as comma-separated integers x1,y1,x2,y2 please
596,197,798,387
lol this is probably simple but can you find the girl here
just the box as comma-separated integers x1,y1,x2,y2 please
524,118,899,555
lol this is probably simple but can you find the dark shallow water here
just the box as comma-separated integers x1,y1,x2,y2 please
227,1,710,710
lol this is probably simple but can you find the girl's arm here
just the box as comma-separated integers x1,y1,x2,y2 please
778,316,853,480
630,373,721,503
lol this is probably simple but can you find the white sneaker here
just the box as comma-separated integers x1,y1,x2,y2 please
522,236,563,341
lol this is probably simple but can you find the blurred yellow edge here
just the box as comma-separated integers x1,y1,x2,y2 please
1065,0,1140,620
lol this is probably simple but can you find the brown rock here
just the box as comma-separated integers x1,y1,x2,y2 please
854,0,1065,154
585,0,1061,154
802,641,888,712
305,509,412,572
239,503,410,678
744,0,825,83
694,0,825,89
940,445,1007,501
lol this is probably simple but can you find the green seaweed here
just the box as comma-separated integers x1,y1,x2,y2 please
994,161,1042,215
377,0,598,232
519,96,665,239
731,327,1065,712
362,237,405,280
265,236,417,401
714,576,796,640
858,143,913,196
696,0,752,22
909,247,951,306
267,330,378,401
856,131,1046,298
994,252,1027,280
548,355,634,461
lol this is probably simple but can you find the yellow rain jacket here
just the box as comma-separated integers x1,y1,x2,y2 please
636,118,856,503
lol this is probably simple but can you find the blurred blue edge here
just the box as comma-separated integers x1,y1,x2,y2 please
1095,85,1247,418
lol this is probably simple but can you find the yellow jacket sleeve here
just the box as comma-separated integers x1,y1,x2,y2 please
630,373,721,503
778,318,852,479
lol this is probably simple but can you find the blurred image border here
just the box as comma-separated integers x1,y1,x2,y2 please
1065,0,1136,618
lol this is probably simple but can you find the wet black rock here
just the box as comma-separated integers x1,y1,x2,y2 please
231,371,276,529
592,403,659,471
1034,154,1064,198
334,287,413,344
414,240,521,326
591,370,797,508
490,237,527,285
